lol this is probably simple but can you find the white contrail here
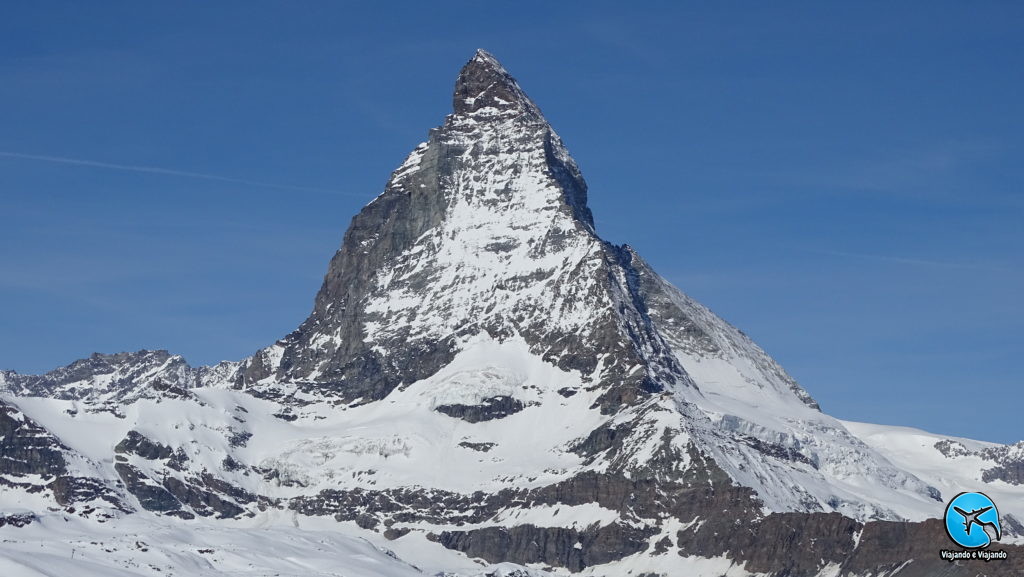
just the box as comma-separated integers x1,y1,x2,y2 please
0,150,365,196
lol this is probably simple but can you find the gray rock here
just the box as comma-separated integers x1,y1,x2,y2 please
0,512,36,528
114,462,181,513
435,396,526,423
115,430,175,461
0,399,67,477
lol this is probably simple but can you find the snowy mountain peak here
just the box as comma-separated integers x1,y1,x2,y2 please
453,49,542,119
231,50,611,404
5,50,1024,577
216,52,953,530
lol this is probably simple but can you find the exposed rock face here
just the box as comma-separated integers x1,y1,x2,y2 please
0,399,67,477
114,462,182,514
0,512,35,528
980,442,1024,485
1,398,126,516
933,439,1024,485
2,50,1023,577
436,523,656,572
435,395,526,423
116,430,177,461
110,428,260,519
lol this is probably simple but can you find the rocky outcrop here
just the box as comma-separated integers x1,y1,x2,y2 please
436,523,655,572
114,460,257,520
0,399,67,477
980,443,1024,485
115,462,181,514
161,475,246,519
983,462,1024,485
934,439,1024,485
115,430,176,461
435,396,526,423
48,476,127,513
0,512,35,528
458,441,496,452
1,399,125,515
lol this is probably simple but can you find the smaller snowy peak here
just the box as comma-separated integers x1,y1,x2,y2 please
2,350,240,406
453,49,542,119
843,420,1024,533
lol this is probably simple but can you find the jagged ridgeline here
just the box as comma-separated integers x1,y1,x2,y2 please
2,50,1023,577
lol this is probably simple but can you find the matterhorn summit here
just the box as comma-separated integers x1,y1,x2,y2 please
2,50,1023,577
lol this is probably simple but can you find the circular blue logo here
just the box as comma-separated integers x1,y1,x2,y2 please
944,492,1001,549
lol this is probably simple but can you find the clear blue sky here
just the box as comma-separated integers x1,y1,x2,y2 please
1,2,1020,443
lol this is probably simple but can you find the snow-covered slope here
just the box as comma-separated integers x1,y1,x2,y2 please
0,515,430,577
842,420,1024,542
3,50,1022,577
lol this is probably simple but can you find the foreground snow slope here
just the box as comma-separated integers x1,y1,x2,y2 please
0,514,433,577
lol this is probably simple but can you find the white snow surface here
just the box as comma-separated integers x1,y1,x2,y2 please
0,514,429,577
